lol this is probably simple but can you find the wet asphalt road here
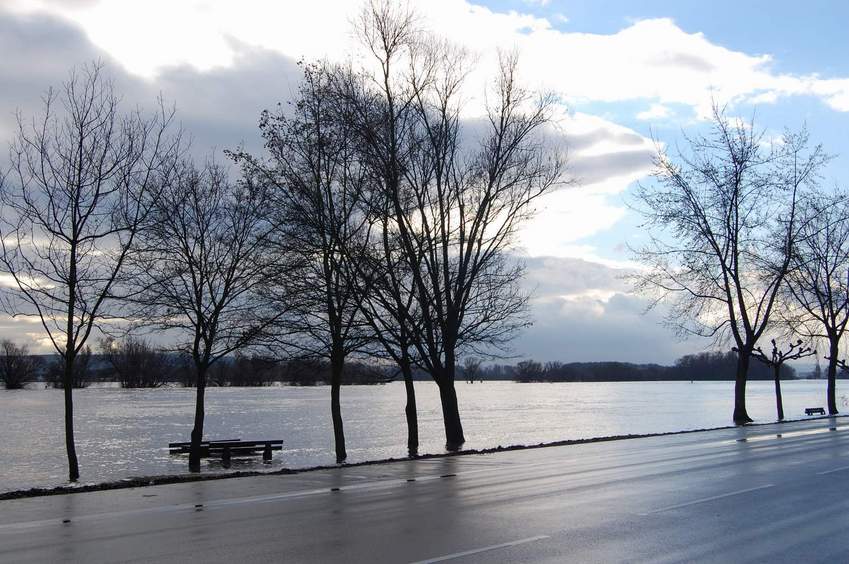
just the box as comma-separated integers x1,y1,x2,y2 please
1,416,847,563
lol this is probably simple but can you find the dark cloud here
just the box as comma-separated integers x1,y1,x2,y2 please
511,256,708,364
651,52,716,73
0,9,110,143
0,10,302,163
569,148,654,186
567,127,646,153
150,42,302,158
523,255,628,297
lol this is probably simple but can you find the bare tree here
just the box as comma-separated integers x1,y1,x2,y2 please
748,339,815,421
46,346,92,389
784,191,849,415
632,106,828,424
236,62,373,464
514,359,544,382
353,217,423,456
99,335,168,388
462,357,481,383
127,160,284,471
0,62,181,480
349,2,564,449
0,340,42,389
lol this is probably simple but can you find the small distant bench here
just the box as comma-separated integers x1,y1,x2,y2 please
168,439,283,462
805,407,826,416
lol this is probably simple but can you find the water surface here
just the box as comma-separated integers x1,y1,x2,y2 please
0,380,842,493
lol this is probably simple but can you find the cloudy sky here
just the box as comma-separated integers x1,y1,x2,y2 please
2,0,848,363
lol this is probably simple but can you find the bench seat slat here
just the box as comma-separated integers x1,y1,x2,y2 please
168,439,284,458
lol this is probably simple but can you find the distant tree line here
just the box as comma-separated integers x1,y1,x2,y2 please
503,352,797,383
0,345,399,389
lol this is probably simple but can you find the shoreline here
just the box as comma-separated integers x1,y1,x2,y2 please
2,413,844,502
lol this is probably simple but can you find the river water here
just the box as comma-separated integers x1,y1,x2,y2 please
0,380,843,493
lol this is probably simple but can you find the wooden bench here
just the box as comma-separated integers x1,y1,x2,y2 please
168,439,284,462
805,407,826,416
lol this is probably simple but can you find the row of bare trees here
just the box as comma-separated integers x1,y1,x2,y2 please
633,106,845,424
230,2,563,463
0,2,563,480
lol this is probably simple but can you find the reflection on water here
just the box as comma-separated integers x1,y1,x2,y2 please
0,380,838,492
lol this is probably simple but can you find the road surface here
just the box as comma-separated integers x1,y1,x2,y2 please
1,417,847,563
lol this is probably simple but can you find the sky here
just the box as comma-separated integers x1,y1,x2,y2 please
1,0,848,363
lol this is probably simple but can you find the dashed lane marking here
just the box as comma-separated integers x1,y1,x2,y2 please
410,535,550,563
639,484,775,515
816,464,849,475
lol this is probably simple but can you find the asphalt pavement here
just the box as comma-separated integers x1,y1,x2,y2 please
1,417,847,563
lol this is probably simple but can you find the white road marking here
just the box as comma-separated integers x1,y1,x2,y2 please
410,535,550,563
640,484,775,515
714,425,849,445
724,426,846,445
816,464,849,475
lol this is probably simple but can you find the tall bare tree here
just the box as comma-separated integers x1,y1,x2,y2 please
235,63,372,463
127,161,284,471
784,191,849,414
349,1,564,449
353,211,423,456
633,107,828,424
0,62,181,480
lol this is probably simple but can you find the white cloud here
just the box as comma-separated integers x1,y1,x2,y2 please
8,0,849,117
514,256,709,362
636,103,672,121
517,111,655,260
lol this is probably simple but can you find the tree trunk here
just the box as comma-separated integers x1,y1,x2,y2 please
330,352,347,463
436,375,465,450
400,359,418,457
827,338,840,415
63,354,80,482
189,364,207,472
773,364,784,421
733,348,753,424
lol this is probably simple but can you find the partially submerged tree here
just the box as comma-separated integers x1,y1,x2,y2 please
100,336,168,388
514,359,545,382
349,2,564,449
128,161,283,471
0,340,42,389
237,63,372,464
0,62,181,480
462,357,481,383
632,107,827,424
354,220,423,456
46,346,92,389
784,191,849,415
749,339,815,421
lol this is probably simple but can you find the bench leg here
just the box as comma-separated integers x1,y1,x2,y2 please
222,446,232,467
263,443,272,462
